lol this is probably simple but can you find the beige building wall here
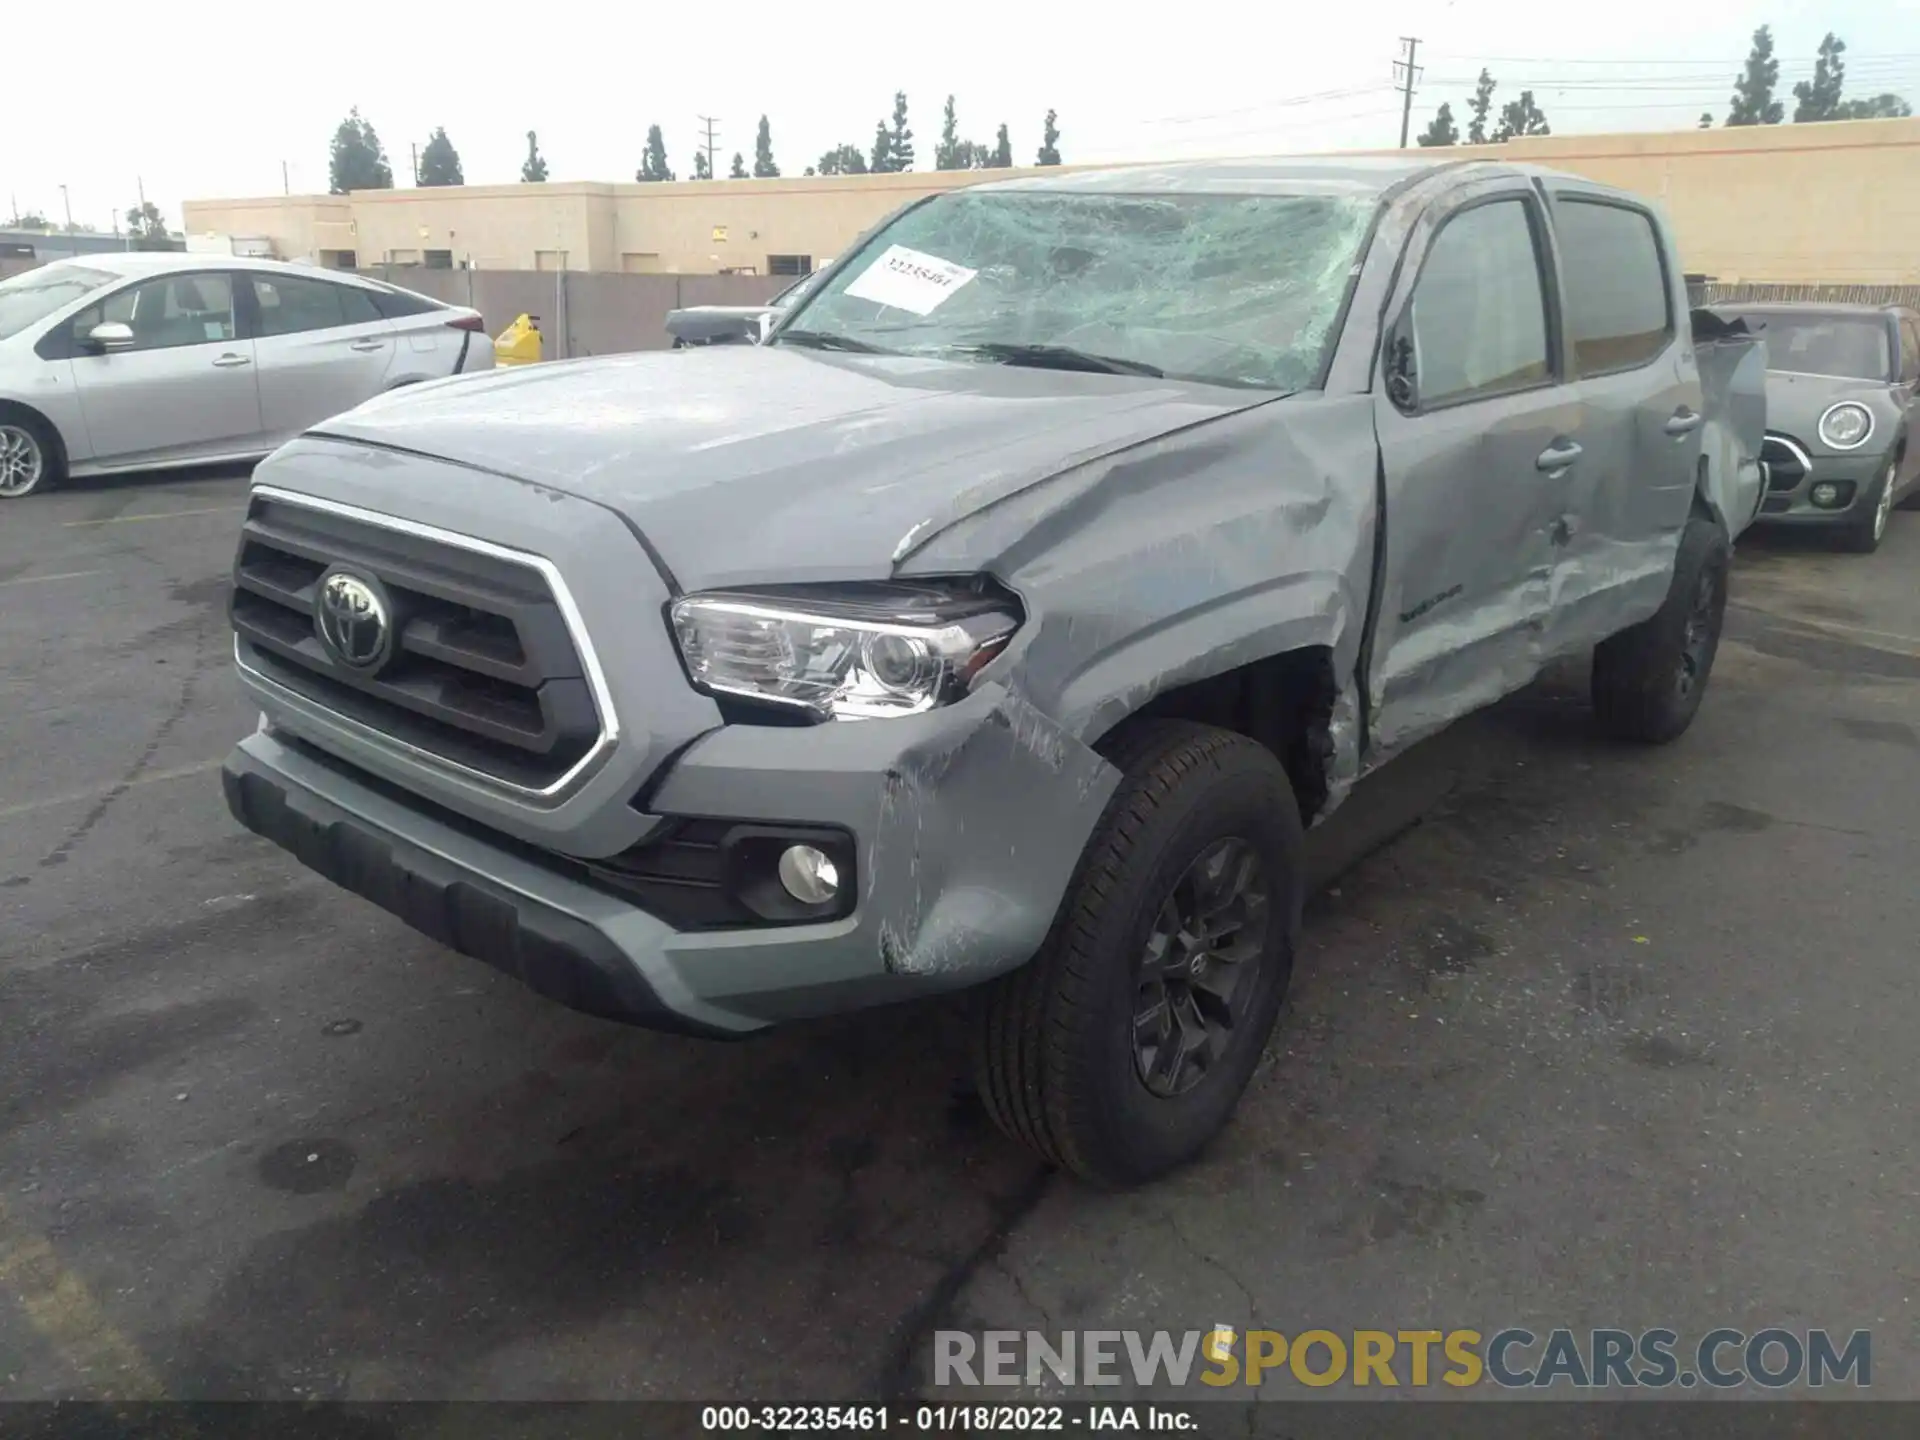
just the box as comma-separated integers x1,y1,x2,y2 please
183,117,1920,285
183,194,355,260
1434,118,1920,285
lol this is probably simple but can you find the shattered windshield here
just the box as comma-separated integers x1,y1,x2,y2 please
777,188,1376,390
1726,311,1893,382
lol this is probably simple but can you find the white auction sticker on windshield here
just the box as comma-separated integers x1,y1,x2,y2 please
842,244,977,315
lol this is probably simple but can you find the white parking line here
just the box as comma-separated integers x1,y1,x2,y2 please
0,757,225,823
0,569,104,588
62,505,244,528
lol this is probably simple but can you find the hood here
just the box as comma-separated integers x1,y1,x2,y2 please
312,344,1266,592
669,304,776,318
1761,369,1900,447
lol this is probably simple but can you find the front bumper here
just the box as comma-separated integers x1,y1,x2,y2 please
224,684,1118,1035
1753,442,1891,527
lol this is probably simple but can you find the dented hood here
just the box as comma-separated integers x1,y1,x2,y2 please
314,344,1266,592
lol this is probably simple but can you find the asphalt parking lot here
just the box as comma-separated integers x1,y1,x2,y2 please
2,469,1918,1405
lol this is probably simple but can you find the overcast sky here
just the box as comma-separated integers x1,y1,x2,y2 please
6,1,1915,229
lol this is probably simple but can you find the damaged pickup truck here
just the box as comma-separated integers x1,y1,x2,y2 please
222,157,1765,1185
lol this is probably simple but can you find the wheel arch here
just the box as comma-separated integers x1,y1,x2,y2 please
0,397,70,477
1082,641,1346,827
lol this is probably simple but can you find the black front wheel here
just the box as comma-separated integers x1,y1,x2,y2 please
974,721,1304,1186
1591,515,1730,744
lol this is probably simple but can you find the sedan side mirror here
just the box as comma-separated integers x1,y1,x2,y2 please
87,321,135,352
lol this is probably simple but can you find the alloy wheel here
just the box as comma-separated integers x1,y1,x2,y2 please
1676,565,1723,701
1133,837,1271,1098
1872,462,1895,543
0,425,43,498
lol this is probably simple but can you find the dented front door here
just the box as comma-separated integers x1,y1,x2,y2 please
1367,180,1581,761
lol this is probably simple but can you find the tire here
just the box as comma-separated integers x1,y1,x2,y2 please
0,411,62,500
1840,458,1898,550
973,720,1304,1187
1592,515,1730,744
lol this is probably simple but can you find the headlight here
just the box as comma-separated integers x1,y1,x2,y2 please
1818,401,1874,451
670,581,1021,720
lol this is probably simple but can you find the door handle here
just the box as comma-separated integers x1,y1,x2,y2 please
1664,408,1704,436
1535,440,1583,472
211,353,252,368
349,339,386,352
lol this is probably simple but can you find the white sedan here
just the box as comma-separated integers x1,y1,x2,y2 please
0,252,492,499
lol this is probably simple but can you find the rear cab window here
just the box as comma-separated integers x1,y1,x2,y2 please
1551,197,1674,375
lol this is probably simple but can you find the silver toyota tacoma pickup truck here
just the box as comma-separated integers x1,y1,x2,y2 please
222,157,1764,1185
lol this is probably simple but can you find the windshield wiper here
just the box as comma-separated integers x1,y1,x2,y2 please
946,342,1164,378
776,329,894,355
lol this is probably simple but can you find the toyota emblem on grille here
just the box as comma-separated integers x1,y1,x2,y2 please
315,569,394,672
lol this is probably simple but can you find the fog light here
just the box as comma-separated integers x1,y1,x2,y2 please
1810,482,1842,508
777,844,840,904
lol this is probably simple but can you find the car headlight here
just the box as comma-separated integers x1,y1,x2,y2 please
1818,401,1874,451
670,581,1021,720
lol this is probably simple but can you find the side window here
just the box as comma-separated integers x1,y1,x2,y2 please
1554,199,1673,374
1405,198,1551,409
251,274,375,336
337,285,385,326
367,286,443,320
1899,318,1920,383
71,274,235,352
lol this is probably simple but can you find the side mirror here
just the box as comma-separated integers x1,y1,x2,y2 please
753,310,774,346
1383,313,1419,411
87,321,135,352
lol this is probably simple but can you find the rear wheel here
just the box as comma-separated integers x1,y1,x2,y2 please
1592,515,1730,744
974,721,1303,1187
0,413,61,500
1840,458,1898,551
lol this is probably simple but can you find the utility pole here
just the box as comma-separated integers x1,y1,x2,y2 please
1394,36,1423,148
59,184,74,256
697,115,720,178
411,142,420,186
282,160,290,196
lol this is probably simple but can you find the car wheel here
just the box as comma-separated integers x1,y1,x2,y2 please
0,413,61,500
1839,458,1898,553
1591,514,1730,744
974,720,1303,1187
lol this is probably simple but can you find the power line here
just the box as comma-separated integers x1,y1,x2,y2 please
1425,70,1920,92
1421,50,1920,66
1394,36,1424,147
1142,85,1393,127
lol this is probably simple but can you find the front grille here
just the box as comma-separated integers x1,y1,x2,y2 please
230,495,603,790
1762,435,1810,492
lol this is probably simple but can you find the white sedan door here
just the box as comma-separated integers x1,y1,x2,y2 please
245,273,398,440
66,272,264,467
